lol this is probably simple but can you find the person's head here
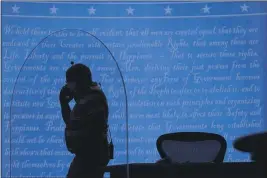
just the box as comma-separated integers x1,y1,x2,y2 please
65,62,92,92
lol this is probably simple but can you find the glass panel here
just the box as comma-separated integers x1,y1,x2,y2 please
8,29,129,178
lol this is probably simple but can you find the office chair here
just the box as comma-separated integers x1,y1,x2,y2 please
156,132,227,163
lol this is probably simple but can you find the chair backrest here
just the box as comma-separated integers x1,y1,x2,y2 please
156,132,227,163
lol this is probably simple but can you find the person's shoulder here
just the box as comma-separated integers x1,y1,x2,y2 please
90,84,106,98
79,86,106,105
90,84,101,90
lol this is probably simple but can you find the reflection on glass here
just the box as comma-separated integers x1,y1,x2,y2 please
9,29,128,177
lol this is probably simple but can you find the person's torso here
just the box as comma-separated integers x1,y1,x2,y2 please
65,88,109,154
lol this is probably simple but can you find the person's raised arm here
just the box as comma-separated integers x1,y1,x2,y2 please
60,102,71,125
59,85,74,125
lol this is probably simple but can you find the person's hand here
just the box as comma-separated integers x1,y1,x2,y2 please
59,85,74,104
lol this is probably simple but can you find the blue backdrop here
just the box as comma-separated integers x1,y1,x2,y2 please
2,1,267,177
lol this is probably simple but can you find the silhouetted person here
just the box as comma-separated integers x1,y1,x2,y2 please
59,62,110,178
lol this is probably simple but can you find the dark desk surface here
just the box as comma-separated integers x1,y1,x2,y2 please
105,162,265,178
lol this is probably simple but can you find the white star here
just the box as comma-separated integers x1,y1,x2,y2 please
164,6,172,15
88,6,96,15
240,4,249,12
50,5,58,15
202,4,211,14
126,7,134,15
12,4,20,13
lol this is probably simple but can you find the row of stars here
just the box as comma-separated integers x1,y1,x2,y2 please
11,4,250,15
